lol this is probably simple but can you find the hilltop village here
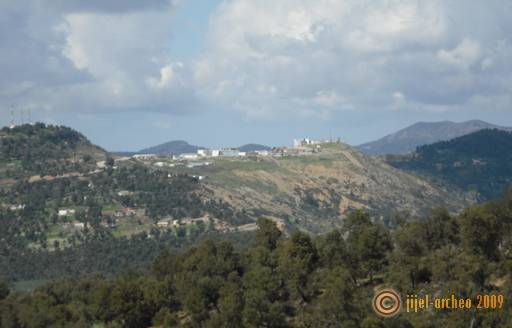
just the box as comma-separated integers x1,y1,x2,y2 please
131,138,340,166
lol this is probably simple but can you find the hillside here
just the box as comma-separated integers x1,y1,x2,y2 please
168,142,474,233
0,123,107,180
138,140,202,155
0,124,476,282
357,120,512,155
0,124,250,281
386,129,512,201
3,193,512,327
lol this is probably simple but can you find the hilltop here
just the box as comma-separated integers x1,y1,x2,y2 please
160,142,474,233
357,120,512,155
387,129,512,201
0,123,107,179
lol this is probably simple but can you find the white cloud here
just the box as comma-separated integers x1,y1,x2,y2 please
1,0,512,122
0,0,196,115
437,38,481,69
185,0,512,120
314,90,341,107
147,63,185,90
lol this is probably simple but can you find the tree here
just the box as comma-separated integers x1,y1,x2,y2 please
109,274,156,328
242,265,289,328
106,156,115,167
207,272,244,328
255,217,282,251
388,221,430,292
152,249,177,279
278,231,318,302
343,211,392,282
423,207,459,251
458,203,502,260
316,230,349,270
303,266,361,327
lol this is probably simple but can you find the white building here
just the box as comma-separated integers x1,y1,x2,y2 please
9,204,25,211
73,222,85,229
153,161,166,167
293,138,323,148
197,149,209,157
157,218,177,228
179,153,199,160
187,162,212,168
211,150,220,157
132,154,157,160
221,148,240,157
58,209,76,217
157,220,170,228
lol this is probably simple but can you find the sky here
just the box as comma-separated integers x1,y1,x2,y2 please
1,0,512,151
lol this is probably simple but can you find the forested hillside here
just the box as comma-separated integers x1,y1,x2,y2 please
358,120,512,155
0,164,252,282
387,129,512,200
0,123,107,178
1,191,511,327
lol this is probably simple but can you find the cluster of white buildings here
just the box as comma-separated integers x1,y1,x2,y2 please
156,216,209,228
132,138,336,163
293,138,328,148
179,148,248,160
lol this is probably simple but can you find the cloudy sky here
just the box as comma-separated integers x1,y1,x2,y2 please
1,0,512,150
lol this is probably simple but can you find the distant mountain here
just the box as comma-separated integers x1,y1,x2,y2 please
387,129,512,201
357,120,512,155
138,140,202,155
239,144,271,152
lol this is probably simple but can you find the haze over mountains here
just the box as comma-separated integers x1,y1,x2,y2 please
357,120,512,156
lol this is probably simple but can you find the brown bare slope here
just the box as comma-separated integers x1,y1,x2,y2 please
198,142,474,233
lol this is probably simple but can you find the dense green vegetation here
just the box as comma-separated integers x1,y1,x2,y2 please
0,123,105,178
1,123,511,327
0,163,251,282
388,129,512,200
1,191,511,327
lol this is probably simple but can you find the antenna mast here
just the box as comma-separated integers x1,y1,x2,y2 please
10,105,14,127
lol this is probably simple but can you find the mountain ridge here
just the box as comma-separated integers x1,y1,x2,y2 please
357,120,512,155
386,128,512,201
